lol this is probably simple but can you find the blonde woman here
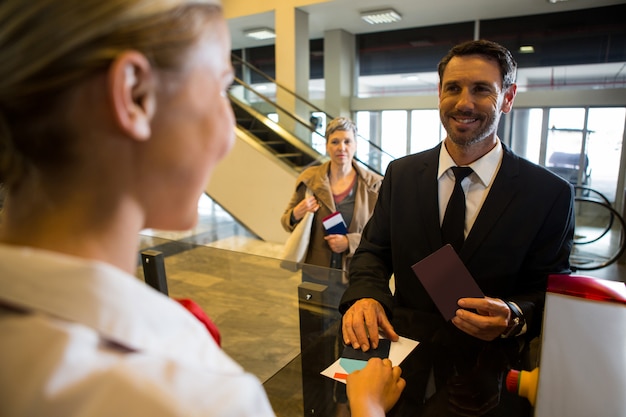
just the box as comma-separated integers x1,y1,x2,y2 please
0,1,402,415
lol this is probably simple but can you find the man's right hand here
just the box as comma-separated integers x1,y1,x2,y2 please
342,298,399,351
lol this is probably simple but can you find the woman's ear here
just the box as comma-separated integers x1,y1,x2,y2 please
108,51,156,140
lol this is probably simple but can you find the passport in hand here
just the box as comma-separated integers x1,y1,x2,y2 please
322,211,348,235
411,244,484,321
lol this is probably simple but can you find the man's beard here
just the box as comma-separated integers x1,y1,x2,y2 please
442,111,500,148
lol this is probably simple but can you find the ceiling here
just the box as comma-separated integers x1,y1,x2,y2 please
226,0,626,93
227,0,626,50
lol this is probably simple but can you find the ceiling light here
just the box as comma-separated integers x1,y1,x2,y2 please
547,0,569,3
361,9,402,25
244,27,276,40
519,45,535,53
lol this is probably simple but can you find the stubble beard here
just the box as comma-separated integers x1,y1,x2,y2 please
442,111,501,149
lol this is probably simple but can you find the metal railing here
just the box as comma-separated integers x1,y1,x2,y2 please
230,54,397,176
571,186,626,270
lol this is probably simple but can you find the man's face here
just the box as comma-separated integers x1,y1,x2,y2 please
438,55,516,149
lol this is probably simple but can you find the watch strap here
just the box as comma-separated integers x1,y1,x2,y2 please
501,301,525,338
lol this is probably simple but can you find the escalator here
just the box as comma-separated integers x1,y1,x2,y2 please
204,55,395,243
228,54,394,177
230,97,322,172
571,186,626,270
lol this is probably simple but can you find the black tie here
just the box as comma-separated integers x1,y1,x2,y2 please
441,166,473,252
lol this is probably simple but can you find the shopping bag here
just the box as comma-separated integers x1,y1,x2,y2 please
280,189,314,271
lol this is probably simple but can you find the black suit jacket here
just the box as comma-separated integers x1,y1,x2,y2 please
340,142,575,344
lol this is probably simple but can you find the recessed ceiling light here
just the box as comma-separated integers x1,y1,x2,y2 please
360,9,402,25
519,45,535,53
244,27,276,40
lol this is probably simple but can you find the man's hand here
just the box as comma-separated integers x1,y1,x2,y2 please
347,358,406,417
451,297,511,341
342,298,399,351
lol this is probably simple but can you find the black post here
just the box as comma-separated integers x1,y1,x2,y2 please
141,250,168,295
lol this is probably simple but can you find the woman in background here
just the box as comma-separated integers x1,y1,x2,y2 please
0,1,402,415
281,116,383,284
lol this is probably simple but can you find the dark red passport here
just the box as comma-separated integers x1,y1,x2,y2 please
411,244,484,321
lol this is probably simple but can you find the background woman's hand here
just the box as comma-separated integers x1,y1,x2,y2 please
293,196,319,221
324,234,349,253
347,358,406,417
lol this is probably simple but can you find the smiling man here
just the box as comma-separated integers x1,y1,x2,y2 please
339,40,575,417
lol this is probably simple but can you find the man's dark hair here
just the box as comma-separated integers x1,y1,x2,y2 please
438,39,518,89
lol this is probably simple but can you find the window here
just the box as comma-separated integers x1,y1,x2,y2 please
410,110,444,153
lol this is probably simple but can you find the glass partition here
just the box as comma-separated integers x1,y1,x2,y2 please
137,226,626,416
137,235,349,416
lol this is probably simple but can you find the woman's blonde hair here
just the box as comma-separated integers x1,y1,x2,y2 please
0,0,221,189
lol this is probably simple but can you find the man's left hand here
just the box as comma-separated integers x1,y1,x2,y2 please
451,297,510,341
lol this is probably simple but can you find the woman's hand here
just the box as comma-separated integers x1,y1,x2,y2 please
324,234,349,253
347,358,406,417
293,195,319,221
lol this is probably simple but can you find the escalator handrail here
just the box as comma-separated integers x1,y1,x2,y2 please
231,76,315,134
232,54,325,116
231,53,397,164
574,185,612,206
573,186,615,245
231,89,385,176
571,196,626,271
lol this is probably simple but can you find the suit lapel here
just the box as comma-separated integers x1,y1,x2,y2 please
418,146,445,250
461,147,520,260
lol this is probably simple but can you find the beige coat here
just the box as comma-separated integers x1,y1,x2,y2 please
280,161,383,279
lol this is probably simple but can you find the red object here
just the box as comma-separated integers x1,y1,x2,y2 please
506,369,521,394
548,274,626,306
175,298,221,346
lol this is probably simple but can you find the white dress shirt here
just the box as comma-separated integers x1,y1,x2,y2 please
437,139,504,238
436,140,527,335
0,244,276,417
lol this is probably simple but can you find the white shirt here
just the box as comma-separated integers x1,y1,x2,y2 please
437,139,504,238
436,141,527,335
0,244,276,417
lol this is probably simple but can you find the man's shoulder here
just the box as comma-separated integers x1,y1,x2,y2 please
503,148,572,190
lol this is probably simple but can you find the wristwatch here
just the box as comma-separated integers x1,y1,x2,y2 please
501,301,525,338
